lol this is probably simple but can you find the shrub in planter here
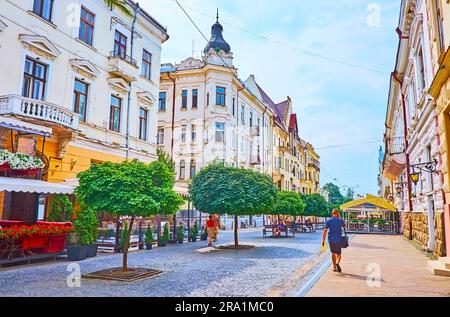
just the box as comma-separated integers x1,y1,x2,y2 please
48,195,74,223
68,207,99,261
200,227,208,241
190,221,199,242
177,224,184,244
158,223,169,247
145,226,154,250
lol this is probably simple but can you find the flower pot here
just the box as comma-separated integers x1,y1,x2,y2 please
145,243,153,250
178,238,184,244
23,235,49,250
191,237,197,242
158,239,167,247
86,244,98,258
67,245,88,261
41,234,67,253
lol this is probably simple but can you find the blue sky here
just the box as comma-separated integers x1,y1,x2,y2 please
143,0,401,196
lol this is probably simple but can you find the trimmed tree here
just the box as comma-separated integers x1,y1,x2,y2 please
304,194,329,218
272,191,306,219
76,160,183,271
190,163,277,247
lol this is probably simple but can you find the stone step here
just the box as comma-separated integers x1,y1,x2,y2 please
427,260,450,277
438,257,450,270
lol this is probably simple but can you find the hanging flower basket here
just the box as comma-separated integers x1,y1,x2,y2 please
11,168,41,177
0,162,11,172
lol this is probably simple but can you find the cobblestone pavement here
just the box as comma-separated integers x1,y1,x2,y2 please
0,229,323,297
307,235,450,297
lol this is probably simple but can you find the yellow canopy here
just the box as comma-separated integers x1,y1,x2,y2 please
340,194,397,212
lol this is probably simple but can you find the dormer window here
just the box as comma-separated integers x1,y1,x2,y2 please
33,0,54,22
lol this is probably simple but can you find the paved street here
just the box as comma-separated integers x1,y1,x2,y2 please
307,235,450,297
0,229,323,297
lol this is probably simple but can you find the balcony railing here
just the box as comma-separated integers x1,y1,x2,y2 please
109,51,137,67
0,95,79,130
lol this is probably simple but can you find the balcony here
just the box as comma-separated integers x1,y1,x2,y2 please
108,51,138,82
0,95,79,131
386,136,405,155
250,155,261,165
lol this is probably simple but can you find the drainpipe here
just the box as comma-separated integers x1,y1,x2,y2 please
168,73,176,159
126,2,140,160
236,84,245,167
392,71,413,239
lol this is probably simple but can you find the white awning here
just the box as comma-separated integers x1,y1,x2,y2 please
0,116,52,136
0,177,75,194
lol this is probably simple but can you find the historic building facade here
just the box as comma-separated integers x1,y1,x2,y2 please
0,0,168,219
382,0,448,258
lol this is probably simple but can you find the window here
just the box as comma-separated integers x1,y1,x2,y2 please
157,128,165,145
181,125,187,143
436,0,445,53
182,90,188,109
232,98,236,116
241,106,245,125
79,6,95,46
139,107,148,141
215,122,225,143
109,95,122,132
190,160,196,179
216,87,226,106
22,57,47,100
250,112,253,127
192,89,198,109
207,93,210,106
142,49,152,80
179,160,186,180
33,0,54,21
73,79,88,122
114,31,127,59
416,48,426,93
191,124,196,143
158,92,167,111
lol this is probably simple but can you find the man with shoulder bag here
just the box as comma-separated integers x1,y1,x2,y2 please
322,209,347,273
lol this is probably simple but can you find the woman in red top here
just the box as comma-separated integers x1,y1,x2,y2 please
206,215,216,247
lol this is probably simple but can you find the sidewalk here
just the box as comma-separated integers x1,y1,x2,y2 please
306,235,450,297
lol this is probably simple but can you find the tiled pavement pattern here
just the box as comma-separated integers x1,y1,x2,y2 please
307,235,450,297
0,229,323,297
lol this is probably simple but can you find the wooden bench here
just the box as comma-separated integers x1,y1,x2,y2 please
263,225,290,238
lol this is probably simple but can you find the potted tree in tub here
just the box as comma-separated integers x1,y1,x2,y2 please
158,223,169,247
67,207,98,261
145,226,154,250
177,223,184,244
190,221,199,242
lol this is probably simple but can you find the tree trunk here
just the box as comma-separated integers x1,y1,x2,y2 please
234,214,239,247
122,216,135,272
114,216,121,252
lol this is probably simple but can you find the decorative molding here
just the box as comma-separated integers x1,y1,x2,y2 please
108,78,130,94
56,132,77,158
137,91,156,106
19,34,61,59
70,59,100,79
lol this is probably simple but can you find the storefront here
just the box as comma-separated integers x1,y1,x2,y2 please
341,194,400,235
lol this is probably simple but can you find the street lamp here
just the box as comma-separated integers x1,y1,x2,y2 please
409,159,438,185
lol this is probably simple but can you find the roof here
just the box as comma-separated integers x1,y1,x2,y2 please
125,0,169,41
340,194,397,212
0,177,75,195
203,15,231,54
276,100,290,124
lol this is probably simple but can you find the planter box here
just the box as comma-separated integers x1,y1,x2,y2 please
67,245,88,261
10,168,41,177
158,240,168,247
41,234,67,254
86,244,98,258
0,163,10,172
23,235,48,250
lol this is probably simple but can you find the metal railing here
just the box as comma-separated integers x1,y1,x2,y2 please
109,50,137,66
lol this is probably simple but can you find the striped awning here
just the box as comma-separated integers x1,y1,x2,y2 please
0,177,75,194
0,116,52,136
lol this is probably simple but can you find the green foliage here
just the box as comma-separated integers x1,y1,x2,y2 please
76,160,183,219
304,194,329,217
157,148,176,177
73,207,99,245
47,195,73,222
145,226,153,244
191,221,199,238
323,183,344,205
120,222,129,251
103,0,131,16
161,223,170,242
190,163,277,216
272,191,306,216
177,224,184,241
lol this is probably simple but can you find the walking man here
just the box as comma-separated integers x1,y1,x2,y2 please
322,209,346,273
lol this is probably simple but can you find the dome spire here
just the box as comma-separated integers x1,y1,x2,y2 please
203,10,231,55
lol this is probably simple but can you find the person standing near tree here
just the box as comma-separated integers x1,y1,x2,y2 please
322,209,346,273
206,215,216,247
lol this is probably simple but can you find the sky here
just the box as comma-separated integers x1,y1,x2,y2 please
141,0,401,196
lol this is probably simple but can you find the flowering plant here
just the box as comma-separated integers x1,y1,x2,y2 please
0,149,44,170
0,224,73,240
